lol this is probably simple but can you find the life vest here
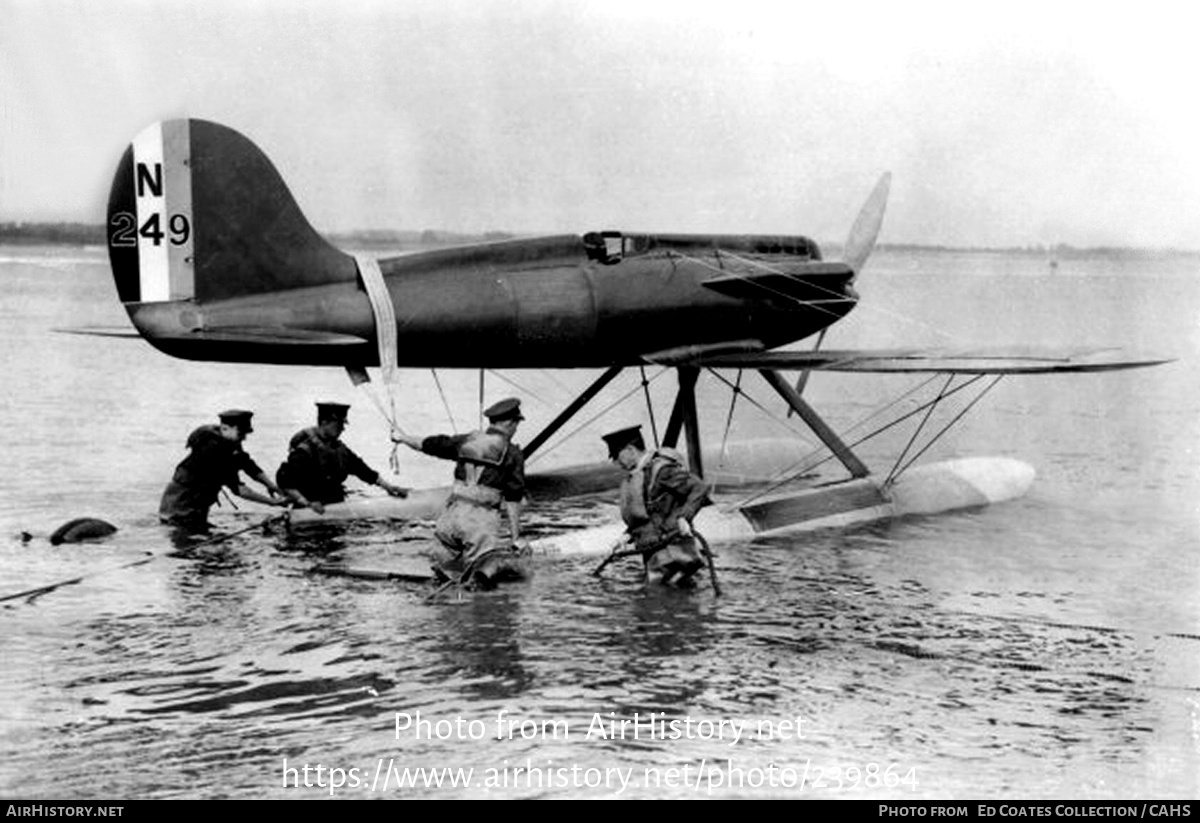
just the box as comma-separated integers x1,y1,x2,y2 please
450,429,510,508
619,448,685,527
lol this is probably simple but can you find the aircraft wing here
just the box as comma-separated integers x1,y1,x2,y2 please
672,347,1173,374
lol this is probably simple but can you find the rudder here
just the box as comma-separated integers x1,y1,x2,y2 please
106,119,356,306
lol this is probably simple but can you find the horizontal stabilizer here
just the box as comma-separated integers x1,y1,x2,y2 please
683,347,1173,375
170,326,369,346
54,326,143,339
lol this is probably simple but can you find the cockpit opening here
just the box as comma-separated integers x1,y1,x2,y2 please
583,231,626,265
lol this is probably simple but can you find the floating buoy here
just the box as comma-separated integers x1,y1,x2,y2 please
48,517,118,545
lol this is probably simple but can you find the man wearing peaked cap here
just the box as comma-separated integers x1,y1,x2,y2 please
316,402,350,421
159,409,285,533
218,409,255,432
483,397,524,422
601,425,644,460
276,402,408,513
392,397,528,588
603,424,710,586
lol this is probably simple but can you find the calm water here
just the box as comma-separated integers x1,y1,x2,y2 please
0,245,1197,799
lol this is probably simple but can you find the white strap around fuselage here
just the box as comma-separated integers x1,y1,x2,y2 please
354,253,398,386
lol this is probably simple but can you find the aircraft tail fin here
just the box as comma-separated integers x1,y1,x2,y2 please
105,119,357,306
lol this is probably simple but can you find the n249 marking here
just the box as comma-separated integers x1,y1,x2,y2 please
110,211,190,248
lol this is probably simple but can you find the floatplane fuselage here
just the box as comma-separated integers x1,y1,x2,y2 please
92,119,1167,550
107,122,856,370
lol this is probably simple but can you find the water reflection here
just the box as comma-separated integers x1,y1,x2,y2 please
429,592,531,699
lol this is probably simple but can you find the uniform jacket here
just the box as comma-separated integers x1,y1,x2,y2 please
159,425,263,525
421,427,526,503
276,427,379,504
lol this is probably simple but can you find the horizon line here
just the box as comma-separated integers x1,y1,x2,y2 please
0,221,1197,256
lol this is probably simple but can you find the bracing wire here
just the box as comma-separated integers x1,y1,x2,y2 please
430,369,458,433
485,369,553,407
730,373,980,509
678,248,965,345
671,251,852,324
527,367,670,467
639,365,659,448
884,373,956,485
884,375,1004,486
704,368,822,444
716,369,743,472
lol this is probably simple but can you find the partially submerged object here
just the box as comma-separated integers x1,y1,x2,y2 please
48,517,119,546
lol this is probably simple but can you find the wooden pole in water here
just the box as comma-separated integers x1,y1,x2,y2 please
693,528,721,597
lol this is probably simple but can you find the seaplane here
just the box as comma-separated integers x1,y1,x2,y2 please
88,118,1167,578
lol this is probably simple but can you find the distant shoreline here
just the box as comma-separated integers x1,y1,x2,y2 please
1,222,1195,258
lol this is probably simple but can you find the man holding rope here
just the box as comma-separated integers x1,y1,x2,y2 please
276,402,409,513
391,398,528,590
602,425,711,587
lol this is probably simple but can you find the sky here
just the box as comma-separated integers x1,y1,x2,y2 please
2,0,1198,249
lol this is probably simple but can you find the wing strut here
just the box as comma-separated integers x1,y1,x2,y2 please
789,328,827,416
661,367,704,478
758,369,870,478
524,366,624,459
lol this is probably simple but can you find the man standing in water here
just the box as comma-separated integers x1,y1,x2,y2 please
391,398,527,588
602,425,710,586
276,402,408,513
159,409,285,533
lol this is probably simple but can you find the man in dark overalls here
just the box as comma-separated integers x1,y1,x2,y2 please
276,402,408,513
159,409,284,533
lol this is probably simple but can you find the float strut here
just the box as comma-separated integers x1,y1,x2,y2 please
759,368,869,478
662,367,704,478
